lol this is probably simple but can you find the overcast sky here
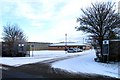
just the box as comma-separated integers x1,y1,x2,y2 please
0,0,119,43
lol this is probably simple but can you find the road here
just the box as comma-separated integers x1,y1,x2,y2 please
2,69,44,78
1,55,117,79
1,55,78,79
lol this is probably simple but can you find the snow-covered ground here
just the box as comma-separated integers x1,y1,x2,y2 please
0,50,119,78
52,49,120,78
0,50,80,67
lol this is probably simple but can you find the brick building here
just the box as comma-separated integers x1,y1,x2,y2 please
27,42,51,51
49,42,91,50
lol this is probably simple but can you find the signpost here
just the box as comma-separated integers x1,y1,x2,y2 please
103,40,109,54
102,40,109,62
65,34,67,54
31,45,34,57
18,43,24,51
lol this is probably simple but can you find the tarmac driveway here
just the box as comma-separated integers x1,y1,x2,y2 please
1,55,117,79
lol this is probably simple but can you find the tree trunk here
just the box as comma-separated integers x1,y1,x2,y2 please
98,36,104,62
100,40,103,57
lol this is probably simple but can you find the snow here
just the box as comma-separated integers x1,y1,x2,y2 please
0,57,52,67
0,50,119,78
52,49,120,78
0,50,80,67
49,42,86,46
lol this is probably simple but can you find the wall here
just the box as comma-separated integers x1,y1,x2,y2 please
109,40,120,61
27,42,51,51
0,42,2,56
49,45,85,50
49,46,66,50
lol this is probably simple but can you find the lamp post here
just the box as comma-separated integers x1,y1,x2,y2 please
65,33,67,54
18,43,24,51
21,44,24,51
31,45,34,57
18,43,24,56
22,44,24,56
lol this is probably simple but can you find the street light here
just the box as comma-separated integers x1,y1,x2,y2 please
18,43,24,56
65,33,67,54
18,44,24,51
31,45,34,57
21,44,24,51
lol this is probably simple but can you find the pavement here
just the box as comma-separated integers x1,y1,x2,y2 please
2,69,42,78
1,55,80,79
1,55,118,79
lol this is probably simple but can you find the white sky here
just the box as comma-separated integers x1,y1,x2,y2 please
0,0,119,43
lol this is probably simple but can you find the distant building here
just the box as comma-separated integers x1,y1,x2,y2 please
48,42,92,50
0,41,92,56
0,42,51,56
1,42,27,57
27,42,51,51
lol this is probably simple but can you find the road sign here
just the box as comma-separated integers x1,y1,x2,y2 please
103,40,109,44
102,40,109,55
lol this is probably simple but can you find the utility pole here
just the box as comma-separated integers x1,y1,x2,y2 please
31,45,34,57
83,38,84,43
65,33,67,54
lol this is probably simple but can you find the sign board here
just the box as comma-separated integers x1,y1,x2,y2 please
103,40,109,44
102,45,109,55
102,40,109,55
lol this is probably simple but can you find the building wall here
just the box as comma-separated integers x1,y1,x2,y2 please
27,42,51,51
109,40,120,55
1,42,28,57
109,40,120,61
0,42,50,54
49,46,66,50
49,45,85,50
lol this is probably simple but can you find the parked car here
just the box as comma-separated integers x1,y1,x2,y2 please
67,48,82,53
67,48,75,53
74,48,83,52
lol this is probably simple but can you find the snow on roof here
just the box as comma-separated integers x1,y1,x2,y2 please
49,42,86,47
110,39,120,41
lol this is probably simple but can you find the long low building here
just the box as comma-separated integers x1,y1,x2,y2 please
0,42,28,57
0,41,92,56
0,42,51,56
27,42,51,51
48,42,92,50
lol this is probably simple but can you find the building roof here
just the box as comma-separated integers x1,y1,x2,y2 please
49,42,86,47
110,39,120,41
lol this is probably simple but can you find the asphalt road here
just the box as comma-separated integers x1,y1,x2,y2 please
1,55,118,79
1,55,80,79
1,69,43,78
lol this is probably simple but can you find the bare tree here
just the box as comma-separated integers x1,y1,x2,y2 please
76,2,120,56
2,23,27,56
